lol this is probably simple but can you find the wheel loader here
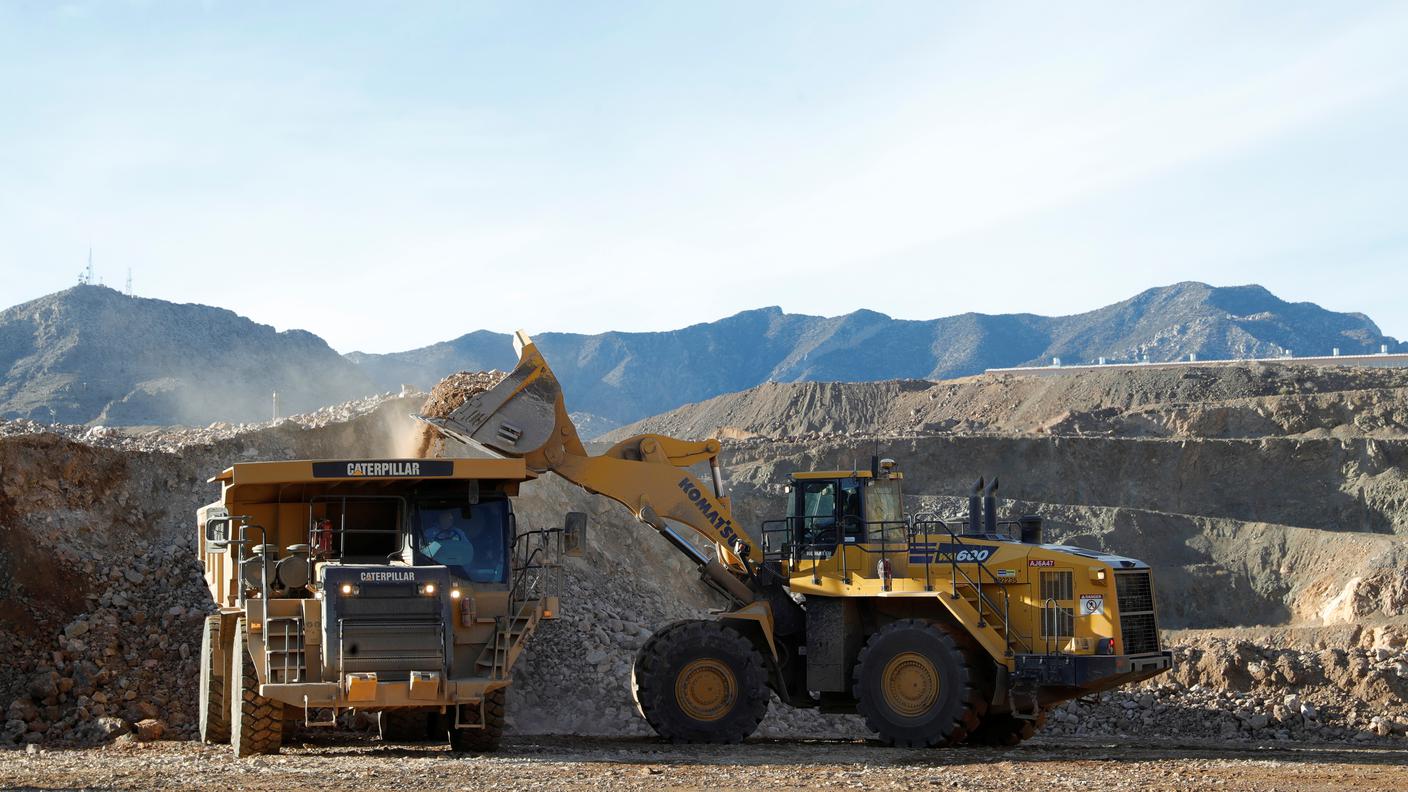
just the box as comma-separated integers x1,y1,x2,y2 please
194,457,583,756
418,332,1174,747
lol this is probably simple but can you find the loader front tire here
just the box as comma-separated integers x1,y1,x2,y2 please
198,615,229,744
448,688,505,753
853,619,984,748
229,618,283,757
631,620,769,744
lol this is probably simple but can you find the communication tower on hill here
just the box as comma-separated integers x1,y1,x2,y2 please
125,268,133,297
78,248,95,285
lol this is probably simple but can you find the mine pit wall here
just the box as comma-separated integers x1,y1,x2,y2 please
6,399,1405,744
724,435,1408,535
719,434,1408,631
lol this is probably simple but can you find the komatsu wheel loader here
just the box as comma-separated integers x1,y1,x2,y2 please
195,458,583,756
418,333,1173,747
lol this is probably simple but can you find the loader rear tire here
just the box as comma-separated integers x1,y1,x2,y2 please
229,619,284,757
448,689,505,753
852,619,984,748
198,616,230,744
964,710,1047,746
631,620,769,744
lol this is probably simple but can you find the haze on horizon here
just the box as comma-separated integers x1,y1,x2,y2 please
1,2,1406,354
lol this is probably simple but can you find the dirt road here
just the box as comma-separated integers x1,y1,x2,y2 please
2,735,1405,791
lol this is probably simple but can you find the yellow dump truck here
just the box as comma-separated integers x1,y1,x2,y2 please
195,457,582,756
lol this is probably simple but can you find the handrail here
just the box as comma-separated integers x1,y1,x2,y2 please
912,517,1030,655
760,512,1030,656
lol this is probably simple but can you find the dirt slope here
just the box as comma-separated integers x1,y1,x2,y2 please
605,364,1408,441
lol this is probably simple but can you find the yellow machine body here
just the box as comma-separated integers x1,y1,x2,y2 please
418,332,1172,745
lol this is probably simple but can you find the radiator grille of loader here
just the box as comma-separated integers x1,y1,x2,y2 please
1115,571,1160,655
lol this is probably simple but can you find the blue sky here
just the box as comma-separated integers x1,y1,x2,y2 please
1,1,1405,353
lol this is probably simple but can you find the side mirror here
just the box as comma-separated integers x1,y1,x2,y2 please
205,516,231,551
563,512,588,558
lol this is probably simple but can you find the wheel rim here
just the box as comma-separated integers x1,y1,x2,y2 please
674,658,737,722
881,651,940,718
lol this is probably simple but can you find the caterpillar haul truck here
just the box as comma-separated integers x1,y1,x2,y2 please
195,457,583,756
418,332,1174,747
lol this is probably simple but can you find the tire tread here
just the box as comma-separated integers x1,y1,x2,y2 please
230,618,283,757
631,620,769,744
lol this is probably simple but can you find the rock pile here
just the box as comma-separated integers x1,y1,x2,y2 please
0,389,418,455
1047,632,1408,743
506,565,860,739
2,537,213,747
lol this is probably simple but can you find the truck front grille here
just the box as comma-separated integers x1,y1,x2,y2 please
1115,571,1160,655
337,617,445,681
321,566,453,682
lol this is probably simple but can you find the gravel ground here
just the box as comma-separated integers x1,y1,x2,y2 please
2,735,1406,791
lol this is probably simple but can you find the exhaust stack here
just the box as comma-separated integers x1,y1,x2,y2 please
983,477,999,535
967,477,984,535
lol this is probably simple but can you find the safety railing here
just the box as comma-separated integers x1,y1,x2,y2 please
508,523,557,615
912,515,1032,656
305,495,407,563
760,513,1032,656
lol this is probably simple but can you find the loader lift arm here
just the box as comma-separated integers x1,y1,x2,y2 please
416,332,758,605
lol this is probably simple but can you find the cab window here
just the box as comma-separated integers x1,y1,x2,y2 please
797,479,836,545
838,479,863,542
412,499,510,584
864,479,905,544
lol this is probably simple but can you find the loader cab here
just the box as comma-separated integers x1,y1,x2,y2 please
786,468,905,557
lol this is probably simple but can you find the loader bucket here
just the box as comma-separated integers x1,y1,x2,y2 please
414,331,577,460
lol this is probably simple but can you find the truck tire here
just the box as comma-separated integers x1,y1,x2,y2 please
198,615,230,744
448,688,505,753
631,620,769,744
229,619,284,757
379,709,432,742
964,710,1046,746
852,619,984,748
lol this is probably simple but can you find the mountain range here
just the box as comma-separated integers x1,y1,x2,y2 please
0,282,1399,427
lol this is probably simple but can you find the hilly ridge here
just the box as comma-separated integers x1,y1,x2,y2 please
0,285,373,425
0,280,1400,426
351,282,1402,424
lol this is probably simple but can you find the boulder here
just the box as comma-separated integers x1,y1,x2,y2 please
134,718,165,741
